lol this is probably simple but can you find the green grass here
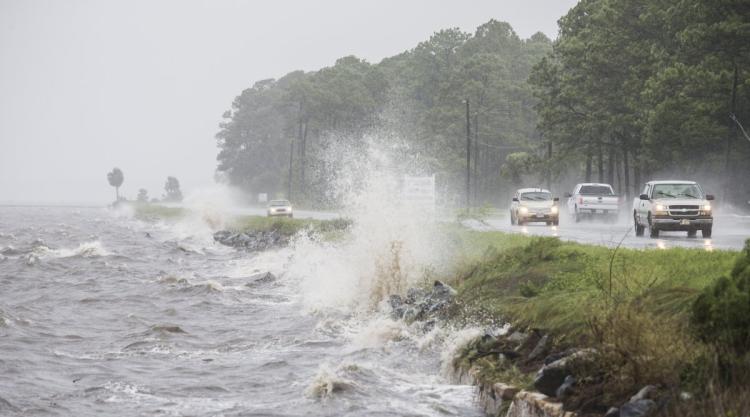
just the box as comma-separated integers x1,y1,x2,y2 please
131,203,351,238
446,227,746,409
449,229,738,342
131,202,187,220
225,215,352,238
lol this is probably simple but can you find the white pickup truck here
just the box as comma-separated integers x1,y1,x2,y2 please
565,183,620,222
633,180,714,238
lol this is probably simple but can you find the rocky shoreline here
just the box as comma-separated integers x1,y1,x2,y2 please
386,282,664,417
214,228,678,417
451,328,664,417
213,230,289,251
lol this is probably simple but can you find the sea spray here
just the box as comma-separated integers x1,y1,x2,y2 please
287,135,452,313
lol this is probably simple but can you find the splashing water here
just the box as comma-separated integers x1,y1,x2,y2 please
288,135,453,313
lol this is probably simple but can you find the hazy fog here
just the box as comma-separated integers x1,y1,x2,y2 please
0,0,576,205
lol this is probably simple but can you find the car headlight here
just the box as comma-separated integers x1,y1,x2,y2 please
702,204,711,211
654,204,668,215
519,206,528,214
551,206,558,214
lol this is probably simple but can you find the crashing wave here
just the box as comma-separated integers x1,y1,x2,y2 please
32,241,111,259
306,363,359,399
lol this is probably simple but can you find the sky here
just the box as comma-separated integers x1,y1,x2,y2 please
0,0,578,205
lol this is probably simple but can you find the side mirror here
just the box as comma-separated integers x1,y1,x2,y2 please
553,197,560,202
706,194,715,201
639,194,649,200
512,197,519,202
564,192,572,198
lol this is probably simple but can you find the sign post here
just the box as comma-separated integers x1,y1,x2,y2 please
402,175,436,218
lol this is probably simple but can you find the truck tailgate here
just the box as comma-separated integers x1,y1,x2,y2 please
578,196,619,209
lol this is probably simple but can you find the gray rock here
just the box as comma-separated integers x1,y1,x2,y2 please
214,229,289,251
630,385,658,402
388,295,406,319
619,399,656,417
533,359,569,397
388,294,403,310
431,280,456,299
402,307,419,323
507,331,528,345
422,319,437,333
528,334,550,361
543,348,579,365
405,287,427,304
555,375,576,400
533,349,595,397
604,407,620,417
247,271,276,285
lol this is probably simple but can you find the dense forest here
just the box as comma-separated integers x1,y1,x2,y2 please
216,0,750,207
215,20,551,206
531,0,750,204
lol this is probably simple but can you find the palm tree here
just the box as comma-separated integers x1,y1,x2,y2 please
107,167,124,201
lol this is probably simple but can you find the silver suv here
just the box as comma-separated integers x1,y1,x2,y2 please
633,181,714,238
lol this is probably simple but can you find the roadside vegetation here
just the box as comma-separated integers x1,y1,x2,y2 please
130,202,351,239
223,215,352,239
446,227,750,415
131,202,186,220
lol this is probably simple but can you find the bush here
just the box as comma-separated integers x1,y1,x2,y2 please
691,239,750,356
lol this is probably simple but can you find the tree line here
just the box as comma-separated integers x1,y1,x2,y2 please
216,20,552,206
530,0,750,203
216,2,749,207
106,167,183,203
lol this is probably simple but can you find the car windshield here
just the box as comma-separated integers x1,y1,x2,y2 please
269,200,290,207
579,185,613,195
652,184,703,199
520,192,551,201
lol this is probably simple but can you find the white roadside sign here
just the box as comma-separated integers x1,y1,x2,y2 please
402,175,436,216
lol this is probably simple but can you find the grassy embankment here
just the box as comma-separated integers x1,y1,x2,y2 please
131,202,351,238
444,225,748,412
449,228,736,339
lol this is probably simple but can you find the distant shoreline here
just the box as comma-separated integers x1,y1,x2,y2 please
0,203,106,209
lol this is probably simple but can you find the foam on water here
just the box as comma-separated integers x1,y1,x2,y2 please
32,240,111,259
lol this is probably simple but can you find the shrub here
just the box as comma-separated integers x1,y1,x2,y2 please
691,239,750,357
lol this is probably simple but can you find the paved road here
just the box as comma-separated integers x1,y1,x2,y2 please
226,204,749,251
467,212,750,251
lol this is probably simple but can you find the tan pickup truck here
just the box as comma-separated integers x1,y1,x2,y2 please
633,180,714,238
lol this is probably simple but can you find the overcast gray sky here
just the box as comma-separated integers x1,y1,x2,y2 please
0,0,577,204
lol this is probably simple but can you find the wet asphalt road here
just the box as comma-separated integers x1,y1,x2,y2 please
469,212,750,251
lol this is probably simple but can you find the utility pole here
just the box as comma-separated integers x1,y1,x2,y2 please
288,140,294,200
725,65,739,197
546,139,552,191
473,113,479,206
465,98,471,209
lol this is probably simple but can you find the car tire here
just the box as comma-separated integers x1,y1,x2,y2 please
553,219,559,226
648,214,659,238
634,213,645,237
288,214,293,219
574,207,581,223
687,230,697,238
702,227,712,238
510,211,516,225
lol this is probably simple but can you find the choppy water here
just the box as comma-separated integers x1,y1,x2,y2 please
0,206,482,417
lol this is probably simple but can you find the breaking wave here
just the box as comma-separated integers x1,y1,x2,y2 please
32,240,111,259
